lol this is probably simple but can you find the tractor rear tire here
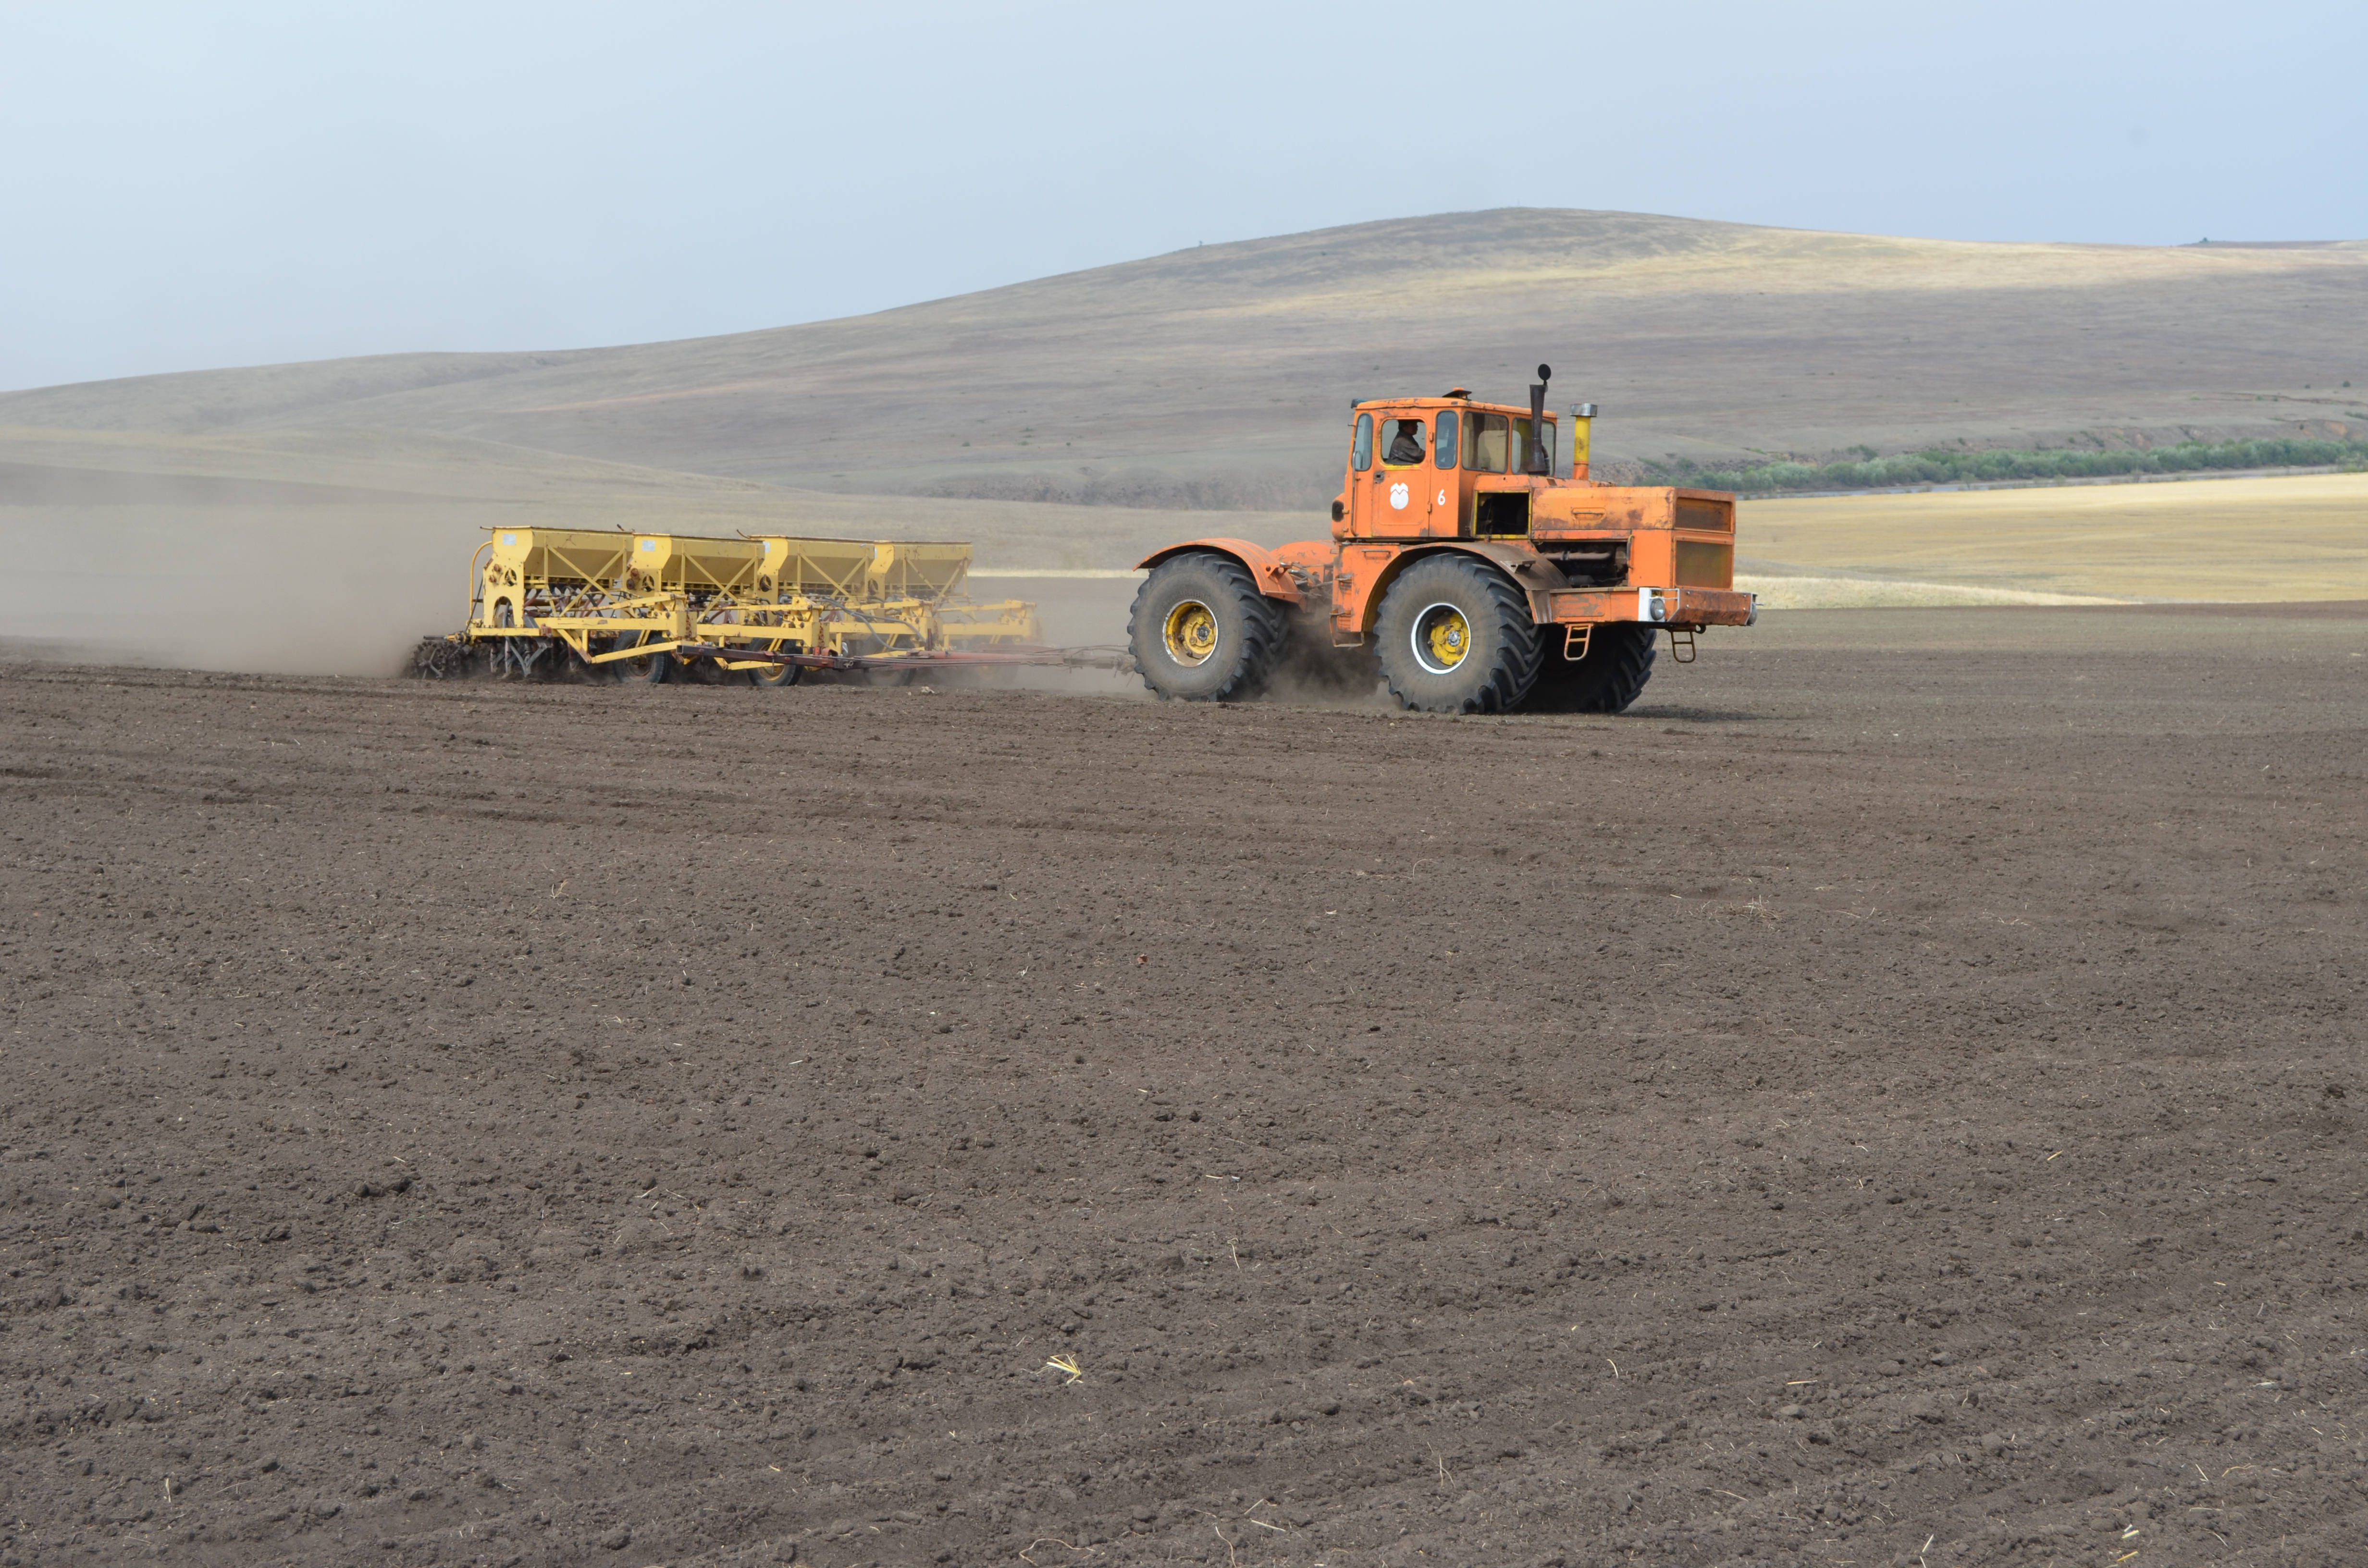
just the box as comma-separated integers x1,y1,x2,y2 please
1523,623,1658,714
1373,555,1542,714
1129,552,1287,702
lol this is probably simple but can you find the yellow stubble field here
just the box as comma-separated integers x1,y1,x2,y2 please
1737,471,2368,606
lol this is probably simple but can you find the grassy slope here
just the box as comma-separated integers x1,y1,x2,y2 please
2,211,2362,673
2,210,2363,508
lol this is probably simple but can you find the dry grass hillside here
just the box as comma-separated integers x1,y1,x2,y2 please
3,211,2362,675
4,210,2364,510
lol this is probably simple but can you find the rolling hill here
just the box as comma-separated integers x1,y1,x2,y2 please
4,209,2363,673
4,209,2363,511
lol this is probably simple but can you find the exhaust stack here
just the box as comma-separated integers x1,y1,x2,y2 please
1526,363,1552,475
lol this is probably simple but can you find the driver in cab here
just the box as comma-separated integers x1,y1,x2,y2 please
1384,420,1426,465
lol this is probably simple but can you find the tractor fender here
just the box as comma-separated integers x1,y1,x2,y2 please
1135,538,1305,605
1346,541,1566,634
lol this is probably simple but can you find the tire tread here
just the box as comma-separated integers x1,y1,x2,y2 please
1375,555,1542,714
1524,623,1657,713
1128,554,1289,701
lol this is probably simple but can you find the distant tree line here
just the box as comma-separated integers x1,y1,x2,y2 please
1644,435,2368,495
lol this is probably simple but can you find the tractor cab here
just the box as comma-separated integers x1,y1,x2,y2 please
1335,370,1592,543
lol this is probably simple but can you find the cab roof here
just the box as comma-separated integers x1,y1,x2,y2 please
1350,394,1554,419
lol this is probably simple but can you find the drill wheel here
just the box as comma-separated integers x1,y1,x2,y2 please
613,631,676,685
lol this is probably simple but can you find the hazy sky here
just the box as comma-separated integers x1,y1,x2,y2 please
4,0,2361,392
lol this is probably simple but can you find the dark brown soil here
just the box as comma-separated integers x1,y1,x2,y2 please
3,606,2364,1568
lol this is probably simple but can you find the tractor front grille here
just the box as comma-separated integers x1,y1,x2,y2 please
1674,539,1734,589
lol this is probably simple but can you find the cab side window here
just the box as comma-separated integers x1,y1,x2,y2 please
1380,417,1427,466
1434,410,1459,469
1464,412,1510,472
1352,413,1374,472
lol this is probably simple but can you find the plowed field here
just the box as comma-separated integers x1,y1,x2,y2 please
3,604,2363,1568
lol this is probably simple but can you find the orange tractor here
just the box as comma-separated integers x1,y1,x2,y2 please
1129,368,1755,712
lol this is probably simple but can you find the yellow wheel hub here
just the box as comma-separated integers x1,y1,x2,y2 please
1418,605,1471,672
1163,600,1220,666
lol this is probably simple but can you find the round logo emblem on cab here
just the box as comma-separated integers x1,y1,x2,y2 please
1389,481,1409,510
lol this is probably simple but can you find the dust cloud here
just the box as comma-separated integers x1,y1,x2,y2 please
0,489,481,676
0,461,1312,688
0,497,1143,684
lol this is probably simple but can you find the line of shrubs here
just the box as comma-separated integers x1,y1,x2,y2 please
1644,435,2368,496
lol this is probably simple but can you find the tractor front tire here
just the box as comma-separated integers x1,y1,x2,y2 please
1523,623,1658,714
1129,553,1288,702
1373,555,1543,714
